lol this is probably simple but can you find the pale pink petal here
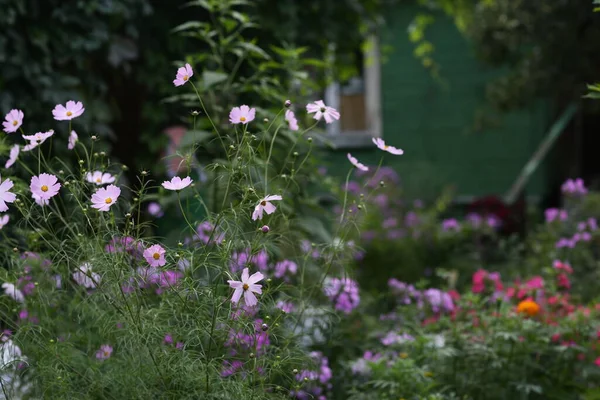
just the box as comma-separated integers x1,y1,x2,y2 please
249,284,262,294
252,205,263,221
247,271,264,285
264,195,282,202
263,202,276,215
241,268,249,283
243,290,258,306
231,288,243,303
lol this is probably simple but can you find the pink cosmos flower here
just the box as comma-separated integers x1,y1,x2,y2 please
2,109,23,133
252,195,282,221
68,130,78,150
372,137,404,155
31,193,49,207
86,171,116,185
144,244,167,267
52,101,85,121
91,184,121,212
285,110,299,131
0,215,8,230
347,153,369,171
306,100,340,124
227,267,264,307
229,105,256,124
0,175,16,212
161,176,193,191
173,63,193,86
72,263,101,289
5,145,19,169
30,173,61,201
1,283,24,303
22,130,54,152
96,344,113,360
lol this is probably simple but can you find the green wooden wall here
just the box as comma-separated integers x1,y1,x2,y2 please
326,5,551,202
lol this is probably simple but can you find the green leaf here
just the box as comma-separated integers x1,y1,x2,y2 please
172,21,208,33
201,70,228,90
238,42,270,60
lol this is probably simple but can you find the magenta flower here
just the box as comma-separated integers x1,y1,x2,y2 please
95,344,113,361
285,110,299,131
161,176,193,191
30,173,61,202
72,263,101,289
2,109,23,133
0,175,16,212
91,184,121,212
229,105,256,124
306,100,340,124
227,267,264,307
0,214,8,230
173,63,193,86
86,171,116,185
252,194,282,221
52,101,84,121
144,244,167,267
347,153,368,171
372,137,403,155
68,130,78,150
22,130,54,152
5,145,19,169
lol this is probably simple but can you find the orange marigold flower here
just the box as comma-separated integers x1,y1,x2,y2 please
517,299,540,317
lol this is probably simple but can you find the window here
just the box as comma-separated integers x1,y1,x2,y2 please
324,35,382,148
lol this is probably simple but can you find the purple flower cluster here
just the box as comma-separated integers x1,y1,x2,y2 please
187,221,224,246
380,331,415,346
225,319,270,357
466,213,500,229
388,278,454,314
105,236,144,259
222,319,270,378
388,278,418,304
229,249,269,274
442,218,461,232
561,178,587,196
421,288,455,313
555,218,597,248
323,277,360,314
301,240,321,259
545,208,568,223
125,266,183,294
274,260,298,279
293,351,332,400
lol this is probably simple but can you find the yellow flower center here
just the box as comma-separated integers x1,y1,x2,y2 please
104,351,110,357
260,201,266,206
105,197,112,204
153,252,160,260
384,145,389,149
240,117,246,122
242,283,249,291
66,111,72,117
41,185,48,192
183,75,189,81
12,120,17,126
96,178,102,183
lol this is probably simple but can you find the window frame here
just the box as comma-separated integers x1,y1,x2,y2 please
324,35,382,148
